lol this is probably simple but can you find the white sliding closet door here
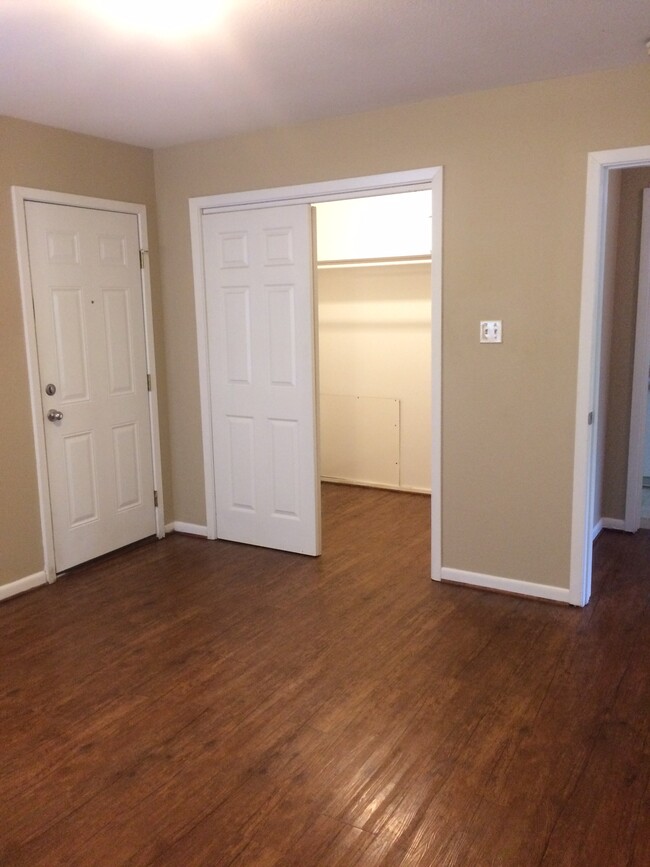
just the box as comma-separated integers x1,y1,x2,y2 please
202,204,321,555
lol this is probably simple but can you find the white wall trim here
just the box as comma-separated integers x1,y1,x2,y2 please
624,189,650,532
571,146,650,607
321,477,431,495
0,571,48,603
592,518,604,541
11,187,166,582
442,567,571,604
169,522,209,537
429,169,443,580
189,168,443,579
195,169,438,214
601,517,627,532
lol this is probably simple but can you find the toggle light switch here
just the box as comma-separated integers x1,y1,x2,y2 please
480,320,502,343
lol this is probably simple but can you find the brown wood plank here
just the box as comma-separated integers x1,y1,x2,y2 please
1,485,649,865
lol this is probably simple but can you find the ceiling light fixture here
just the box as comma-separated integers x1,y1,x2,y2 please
88,0,224,40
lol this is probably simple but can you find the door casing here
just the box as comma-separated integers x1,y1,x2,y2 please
189,168,443,579
12,187,165,583
571,147,650,606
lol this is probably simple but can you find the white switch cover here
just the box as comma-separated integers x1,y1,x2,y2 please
480,320,502,343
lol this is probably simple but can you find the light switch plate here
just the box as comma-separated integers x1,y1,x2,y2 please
480,320,502,343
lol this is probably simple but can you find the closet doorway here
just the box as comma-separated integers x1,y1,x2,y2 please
190,168,442,578
315,192,432,498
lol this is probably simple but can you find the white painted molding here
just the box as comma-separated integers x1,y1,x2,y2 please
170,522,209,537
194,169,439,214
601,517,627,532
0,571,48,603
134,210,166,542
11,187,166,579
571,145,650,608
442,567,571,605
429,168,443,582
592,517,634,539
189,167,443,577
321,477,431,495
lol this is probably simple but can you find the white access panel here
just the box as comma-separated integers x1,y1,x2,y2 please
202,204,321,555
320,394,400,487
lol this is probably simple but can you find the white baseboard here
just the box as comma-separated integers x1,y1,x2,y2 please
441,567,571,604
593,517,629,541
601,517,626,532
321,477,431,495
167,521,208,537
0,570,48,603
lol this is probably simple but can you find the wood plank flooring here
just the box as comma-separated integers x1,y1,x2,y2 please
1,483,649,866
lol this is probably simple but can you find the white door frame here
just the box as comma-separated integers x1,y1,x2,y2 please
189,168,443,579
12,187,166,584
625,189,650,532
571,146,650,606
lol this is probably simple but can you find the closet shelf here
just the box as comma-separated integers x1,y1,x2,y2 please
317,254,431,270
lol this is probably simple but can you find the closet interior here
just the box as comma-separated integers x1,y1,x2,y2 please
315,191,433,495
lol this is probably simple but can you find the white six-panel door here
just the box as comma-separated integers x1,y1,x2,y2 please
26,202,156,571
202,204,321,555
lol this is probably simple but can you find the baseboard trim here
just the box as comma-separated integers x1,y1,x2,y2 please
592,518,604,541
0,570,48,602
601,517,626,532
321,477,431,495
168,522,208,537
441,567,571,604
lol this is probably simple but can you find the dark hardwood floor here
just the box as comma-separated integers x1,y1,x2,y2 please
1,484,648,866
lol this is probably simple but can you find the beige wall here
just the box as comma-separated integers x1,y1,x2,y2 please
154,62,650,589
0,116,171,588
6,65,648,595
594,170,622,524
602,166,650,519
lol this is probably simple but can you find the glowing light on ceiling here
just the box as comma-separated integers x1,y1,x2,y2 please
88,0,224,40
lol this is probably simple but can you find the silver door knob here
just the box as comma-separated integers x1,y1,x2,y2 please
47,409,64,421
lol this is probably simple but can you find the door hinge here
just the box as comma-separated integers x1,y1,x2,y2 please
153,490,158,508
139,249,148,269
146,373,152,391
588,411,594,426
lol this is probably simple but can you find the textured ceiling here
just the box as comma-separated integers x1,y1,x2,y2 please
1,0,648,148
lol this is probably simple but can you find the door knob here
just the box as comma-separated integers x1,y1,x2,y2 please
47,409,64,422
